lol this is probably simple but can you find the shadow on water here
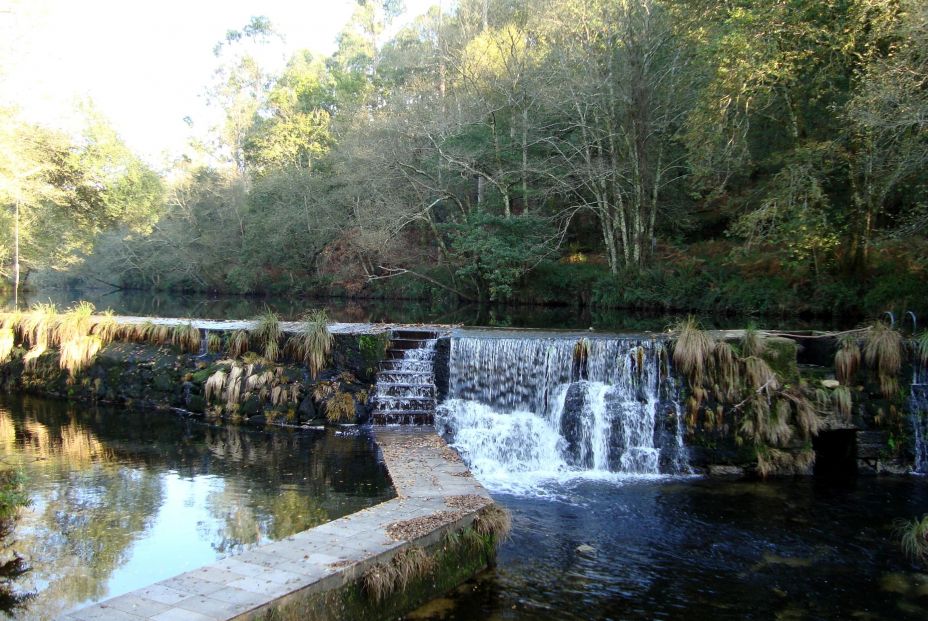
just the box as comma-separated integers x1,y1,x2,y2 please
408,477,928,621
0,394,393,619
5,288,853,332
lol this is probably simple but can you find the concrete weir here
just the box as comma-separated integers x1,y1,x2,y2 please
59,428,499,621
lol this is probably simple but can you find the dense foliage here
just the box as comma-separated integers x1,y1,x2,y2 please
12,1,928,317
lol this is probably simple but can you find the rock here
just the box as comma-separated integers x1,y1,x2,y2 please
576,544,596,556
708,464,745,477
246,415,267,427
821,379,840,389
298,395,316,420
240,395,262,417
186,395,206,414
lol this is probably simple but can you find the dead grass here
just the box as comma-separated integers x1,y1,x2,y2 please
671,317,714,388
865,322,903,398
325,391,355,423
835,334,861,385
472,504,512,543
741,328,765,358
172,323,201,354
228,329,249,359
0,327,14,363
362,546,434,602
713,341,740,401
206,332,223,354
832,385,853,421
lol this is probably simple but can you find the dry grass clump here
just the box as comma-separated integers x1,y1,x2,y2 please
325,391,355,423
204,370,227,402
573,337,590,379
865,322,903,398
251,309,282,362
712,341,740,402
362,546,434,602
0,326,14,363
206,332,223,354
151,324,172,346
741,327,765,358
832,385,853,421
898,514,928,567
756,447,815,478
835,334,861,385
20,303,57,349
743,356,778,394
472,504,512,543
672,317,714,388
287,309,332,377
228,329,249,358
90,309,119,343
172,323,201,354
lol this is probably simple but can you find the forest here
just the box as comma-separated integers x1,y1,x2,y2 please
2,0,927,318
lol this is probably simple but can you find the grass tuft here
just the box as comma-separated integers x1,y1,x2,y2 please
325,391,355,423
251,309,282,362
898,514,928,567
472,504,512,544
835,334,861,385
89,309,119,345
228,329,250,359
362,546,435,602
289,309,332,378
206,332,223,354
741,327,765,358
172,323,201,354
864,322,903,398
671,316,714,388
832,385,853,421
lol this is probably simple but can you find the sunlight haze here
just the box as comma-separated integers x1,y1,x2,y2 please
0,0,434,166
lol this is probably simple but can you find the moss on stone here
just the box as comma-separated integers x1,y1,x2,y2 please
254,523,494,621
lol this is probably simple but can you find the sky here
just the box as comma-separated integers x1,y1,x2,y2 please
0,0,435,167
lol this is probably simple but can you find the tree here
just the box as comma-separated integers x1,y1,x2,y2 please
0,107,162,301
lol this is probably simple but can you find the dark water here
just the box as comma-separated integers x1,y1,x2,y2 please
0,395,393,619
408,477,928,621
8,288,852,332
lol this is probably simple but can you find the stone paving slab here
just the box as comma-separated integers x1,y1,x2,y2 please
61,428,491,621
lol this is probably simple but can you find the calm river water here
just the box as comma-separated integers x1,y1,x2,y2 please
0,395,393,619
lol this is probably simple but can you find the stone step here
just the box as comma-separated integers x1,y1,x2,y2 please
372,411,435,425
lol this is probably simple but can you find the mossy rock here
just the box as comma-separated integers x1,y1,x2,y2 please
152,370,176,392
187,395,207,413
240,395,263,417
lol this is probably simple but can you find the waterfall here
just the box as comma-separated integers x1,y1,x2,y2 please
436,334,689,493
911,361,928,474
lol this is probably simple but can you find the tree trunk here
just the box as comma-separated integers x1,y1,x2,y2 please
13,200,20,308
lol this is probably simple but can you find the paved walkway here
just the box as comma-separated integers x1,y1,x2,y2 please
60,428,490,621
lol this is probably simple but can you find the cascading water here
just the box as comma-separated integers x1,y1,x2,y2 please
911,360,928,474
436,334,689,493
371,332,439,424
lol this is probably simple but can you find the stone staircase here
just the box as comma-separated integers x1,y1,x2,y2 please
370,329,440,425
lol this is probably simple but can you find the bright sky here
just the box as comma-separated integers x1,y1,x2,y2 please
0,0,435,167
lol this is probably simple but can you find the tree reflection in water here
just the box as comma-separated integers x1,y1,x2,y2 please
0,395,392,618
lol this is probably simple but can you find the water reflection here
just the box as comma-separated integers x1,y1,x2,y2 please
0,395,393,618
5,289,851,332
